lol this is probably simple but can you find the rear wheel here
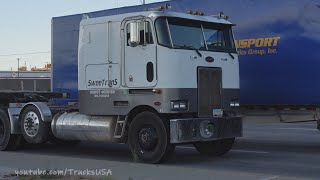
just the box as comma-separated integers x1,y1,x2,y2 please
193,138,235,156
0,109,24,151
128,112,175,164
20,106,50,144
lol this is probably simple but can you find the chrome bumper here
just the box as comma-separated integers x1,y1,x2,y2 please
170,117,242,144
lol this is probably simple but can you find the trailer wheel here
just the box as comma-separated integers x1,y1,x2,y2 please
193,138,235,156
0,109,23,151
20,106,50,144
128,112,174,164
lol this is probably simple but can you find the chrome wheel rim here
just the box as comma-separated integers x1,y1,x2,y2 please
24,111,40,137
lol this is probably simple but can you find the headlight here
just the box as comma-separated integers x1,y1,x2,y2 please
230,101,240,107
200,121,214,138
171,100,188,111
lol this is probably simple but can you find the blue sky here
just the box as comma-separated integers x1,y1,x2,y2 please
0,0,166,71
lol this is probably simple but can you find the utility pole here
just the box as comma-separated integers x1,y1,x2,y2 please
142,0,145,5
45,62,49,71
17,58,20,79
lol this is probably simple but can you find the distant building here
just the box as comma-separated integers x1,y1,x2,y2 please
31,63,51,71
0,71,50,79
0,71,51,91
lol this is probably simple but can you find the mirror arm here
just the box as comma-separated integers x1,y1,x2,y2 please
144,21,147,46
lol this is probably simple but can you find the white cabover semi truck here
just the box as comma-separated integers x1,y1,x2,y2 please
0,6,242,163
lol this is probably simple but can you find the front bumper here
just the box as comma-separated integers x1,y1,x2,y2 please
170,117,242,144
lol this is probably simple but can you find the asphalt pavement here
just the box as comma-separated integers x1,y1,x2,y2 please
0,121,320,180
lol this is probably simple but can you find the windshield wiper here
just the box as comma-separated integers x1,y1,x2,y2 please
174,45,202,57
228,52,235,59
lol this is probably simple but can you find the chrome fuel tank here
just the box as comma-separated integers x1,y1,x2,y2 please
51,112,117,142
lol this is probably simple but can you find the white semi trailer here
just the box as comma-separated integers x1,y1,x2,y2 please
0,6,242,163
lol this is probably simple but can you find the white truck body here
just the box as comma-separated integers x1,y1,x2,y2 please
78,11,240,116
0,8,242,164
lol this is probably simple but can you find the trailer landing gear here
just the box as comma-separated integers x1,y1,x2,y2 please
128,112,175,164
193,138,235,156
0,109,24,151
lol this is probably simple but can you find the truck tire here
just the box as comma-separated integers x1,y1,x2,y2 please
128,112,175,164
0,109,23,151
193,138,235,156
20,106,50,144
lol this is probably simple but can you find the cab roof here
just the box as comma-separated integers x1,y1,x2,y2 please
80,10,233,26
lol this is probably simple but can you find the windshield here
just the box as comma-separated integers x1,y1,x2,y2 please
155,17,236,53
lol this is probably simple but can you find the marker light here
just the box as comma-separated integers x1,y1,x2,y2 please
219,12,229,20
187,10,193,14
211,12,230,20
165,3,171,9
152,89,162,94
148,3,171,11
187,10,205,16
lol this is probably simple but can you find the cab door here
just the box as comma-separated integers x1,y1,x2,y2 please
124,19,157,88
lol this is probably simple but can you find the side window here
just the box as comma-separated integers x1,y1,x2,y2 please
126,21,153,46
155,18,171,47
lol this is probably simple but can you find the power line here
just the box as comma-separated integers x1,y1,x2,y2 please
0,60,16,62
0,59,47,62
0,51,50,57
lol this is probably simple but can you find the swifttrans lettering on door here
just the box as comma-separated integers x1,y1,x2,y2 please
85,64,120,89
88,79,118,88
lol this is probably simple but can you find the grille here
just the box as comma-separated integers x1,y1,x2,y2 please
198,67,223,117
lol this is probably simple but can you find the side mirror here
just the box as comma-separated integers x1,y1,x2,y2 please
129,22,141,47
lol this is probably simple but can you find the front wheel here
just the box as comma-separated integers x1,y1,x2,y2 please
128,112,175,164
193,138,235,156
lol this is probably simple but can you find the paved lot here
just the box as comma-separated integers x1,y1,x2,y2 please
0,121,320,180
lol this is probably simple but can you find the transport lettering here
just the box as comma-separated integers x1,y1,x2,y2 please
235,37,280,49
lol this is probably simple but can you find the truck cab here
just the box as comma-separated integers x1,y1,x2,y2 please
76,9,241,162
78,11,240,118
0,6,241,164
